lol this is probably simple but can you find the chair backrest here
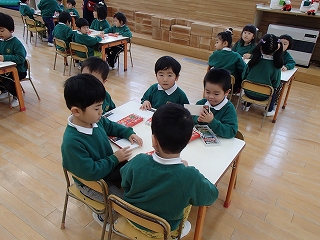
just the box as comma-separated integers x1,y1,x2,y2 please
228,74,235,100
235,130,244,141
108,194,171,239
69,42,89,60
241,80,274,97
33,15,45,25
55,38,67,50
24,17,36,28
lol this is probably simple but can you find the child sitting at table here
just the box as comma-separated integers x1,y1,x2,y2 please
53,12,74,52
65,0,80,19
90,1,110,31
19,0,36,19
193,68,238,138
120,103,219,238
56,0,65,11
80,56,116,114
232,24,257,59
61,74,143,224
73,18,103,58
140,56,189,110
103,12,132,68
0,13,27,108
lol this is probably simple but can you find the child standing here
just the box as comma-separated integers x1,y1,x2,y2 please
103,12,132,68
232,24,257,59
193,68,238,138
19,0,35,19
53,12,74,52
65,0,80,19
0,13,27,107
90,1,110,31
121,103,219,238
242,34,283,116
80,56,116,114
140,56,189,110
208,30,246,93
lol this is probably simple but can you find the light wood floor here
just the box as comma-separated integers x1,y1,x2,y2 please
1,16,320,240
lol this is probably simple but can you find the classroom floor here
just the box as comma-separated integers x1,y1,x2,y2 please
0,15,320,240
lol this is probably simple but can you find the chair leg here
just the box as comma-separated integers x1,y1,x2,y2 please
61,193,69,230
53,53,57,70
69,58,73,76
20,83,25,93
35,32,37,47
29,80,41,100
117,55,120,71
129,51,133,67
63,57,67,76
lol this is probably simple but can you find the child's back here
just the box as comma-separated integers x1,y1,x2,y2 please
19,1,35,19
53,12,74,51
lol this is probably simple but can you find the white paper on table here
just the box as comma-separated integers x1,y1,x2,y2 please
184,104,209,116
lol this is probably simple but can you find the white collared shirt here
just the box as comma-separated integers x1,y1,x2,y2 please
152,152,184,165
204,97,228,110
67,115,98,135
157,83,178,95
261,53,273,60
222,47,232,51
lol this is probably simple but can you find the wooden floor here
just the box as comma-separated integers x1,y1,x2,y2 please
0,16,320,240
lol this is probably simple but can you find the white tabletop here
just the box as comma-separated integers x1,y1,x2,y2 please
108,101,245,184
0,61,16,68
89,30,129,44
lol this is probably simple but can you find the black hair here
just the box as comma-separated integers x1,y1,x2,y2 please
20,0,28,3
113,12,127,25
238,24,257,46
154,56,181,76
67,0,76,6
249,34,283,69
94,2,107,20
76,18,89,28
151,103,193,154
204,68,231,92
64,74,106,111
58,11,72,24
216,31,232,48
0,12,14,32
81,56,110,81
279,34,293,50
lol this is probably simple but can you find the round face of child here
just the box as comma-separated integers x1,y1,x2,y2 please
74,102,104,127
215,37,227,50
0,27,12,41
66,3,73,9
93,11,97,19
281,39,289,51
113,17,122,27
242,31,254,45
79,25,89,34
156,67,178,90
204,82,229,107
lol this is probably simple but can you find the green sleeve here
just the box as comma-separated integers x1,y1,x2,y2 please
2,43,26,65
242,64,249,80
271,69,281,89
232,41,239,52
104,25,114,33
120,26,132,38
101,117,135,140
141,85,154,103
284,52,296,70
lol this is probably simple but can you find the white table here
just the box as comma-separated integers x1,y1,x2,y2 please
107,100,246,240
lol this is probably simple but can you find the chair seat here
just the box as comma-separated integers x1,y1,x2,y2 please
241,95,270,106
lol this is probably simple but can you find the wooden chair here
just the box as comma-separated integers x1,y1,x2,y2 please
108,194,174,240
21,15,27,38
116,38,133,69
234,130,244,188
53,38,71,76
228,75,235,101
61,168,109,240
236,80,274,128
69,42,89,74
20,59,40,100
24,17,47,47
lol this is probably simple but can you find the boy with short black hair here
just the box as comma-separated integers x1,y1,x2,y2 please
19,0,35,19
193,68,238,138
81,56,116,114
0,13,27,107
121,103,219,238
140,56,189,110
65,0,80,19
53,11,73,52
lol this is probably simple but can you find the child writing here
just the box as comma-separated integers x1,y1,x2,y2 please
242,33,283,116
0,13,27,107
19,0,35,19
103,12,132,68
90,1,110,31
140,56,189,110
80,56,116,114
232,24,257,59
121,103,219,238
65,0,80,19
61,74,143,224
53,11,74,52
193,68,238,138
207,30,246,93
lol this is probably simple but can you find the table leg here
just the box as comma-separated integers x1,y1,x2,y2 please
123,41,128,71
193,206,207,240
224,155,239,208
101,45,106,62
272,82,286,123
11,67,26,111
71,16,76,30
282,76,294,109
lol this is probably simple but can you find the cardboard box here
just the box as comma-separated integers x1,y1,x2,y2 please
199,37,211,50
171,25,191,35
151,16,161,28
191,22,214,37
169,32,190,41
142,25,152,35
152,27,162,40
169,37,190,46
134,23,142,33
161,29,170,41
190,35,200,48
142,19,152,26
212,25,226,37
161,17,176,30
176,18,193,27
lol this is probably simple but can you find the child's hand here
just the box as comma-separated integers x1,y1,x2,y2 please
197,107,214,123
99,32,104,38
0,55,3,62
281,66,288,71
140,101,152,110
114,146,132,162
181,160,188,166
128,134,143,146
243,53,251,59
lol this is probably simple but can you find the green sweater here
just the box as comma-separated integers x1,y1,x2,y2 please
61,116,135,182
90,19,110,31
193,99,238,138
207,49,245,77
65,8,80,19
121,154,219,230
0,36,27,73
19,3,35,19
102,92,116,114
53,23,74,51
283,51,296,70
104,25,132,38
58,3,65,12
73,31,102,57
232,41,256,57
38,0,62,17
141,83,189,109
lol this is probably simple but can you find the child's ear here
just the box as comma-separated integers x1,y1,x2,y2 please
175,74,180,82
151,135,160,152
225,89,231,97
71,106,81,116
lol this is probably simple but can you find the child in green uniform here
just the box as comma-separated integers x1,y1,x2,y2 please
53,12,74,52
232,24,257,59
90,1,110,31
140,56,189,110
103,12,132,68
81,56,116,114
121,103,219,238
208,30,246,93
56,0,65,11
0,13,27,107
242,34,283,116
193,68,238,138
19,0,35,19
65,0,80,19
